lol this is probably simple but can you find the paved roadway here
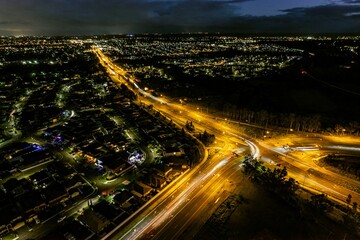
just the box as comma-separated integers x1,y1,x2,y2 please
93,45,360,239
105,142,247,240
144,150,247,240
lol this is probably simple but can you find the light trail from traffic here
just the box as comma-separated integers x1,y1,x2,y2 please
93,45,360,238
325,145,360,151
121,157,231,240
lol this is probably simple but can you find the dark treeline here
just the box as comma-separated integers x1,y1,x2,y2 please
221,104,360,135
222,104,321,132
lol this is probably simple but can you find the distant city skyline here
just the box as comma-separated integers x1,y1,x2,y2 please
0,0,359,36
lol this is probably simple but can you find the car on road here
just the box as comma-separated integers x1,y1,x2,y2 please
57,216,66,223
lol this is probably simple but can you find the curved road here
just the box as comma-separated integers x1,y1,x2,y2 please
93,45,360,239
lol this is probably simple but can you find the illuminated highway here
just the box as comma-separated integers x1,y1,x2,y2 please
93,45,360,239
104,143,247,240
143,151,247,240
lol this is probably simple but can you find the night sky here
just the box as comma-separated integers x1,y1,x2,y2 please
0,0,359,36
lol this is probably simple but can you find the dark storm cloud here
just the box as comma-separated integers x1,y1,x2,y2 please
275,5,360,32
0,0,359,35
0,0,248,34
224,5,360,33
340,0,360,3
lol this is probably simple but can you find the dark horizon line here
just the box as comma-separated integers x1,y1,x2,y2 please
1,31,360,38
